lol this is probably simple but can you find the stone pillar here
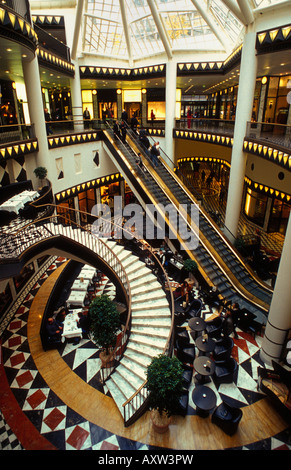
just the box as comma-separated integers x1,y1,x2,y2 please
261,213,291,364
22,55,53,176
70,60,84,131
165,60,177,168
224,27,257,241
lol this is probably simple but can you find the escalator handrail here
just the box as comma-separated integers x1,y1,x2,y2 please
123,123,273,296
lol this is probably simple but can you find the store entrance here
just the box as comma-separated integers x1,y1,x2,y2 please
124,103,141,122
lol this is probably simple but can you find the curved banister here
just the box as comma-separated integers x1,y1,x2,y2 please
1,202,175,425
7,210,132,357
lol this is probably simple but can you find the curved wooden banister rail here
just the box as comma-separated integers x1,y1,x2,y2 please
1,202,175,426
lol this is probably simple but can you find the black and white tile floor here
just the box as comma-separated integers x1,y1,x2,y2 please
1,257,291,451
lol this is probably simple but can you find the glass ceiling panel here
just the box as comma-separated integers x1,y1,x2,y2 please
210,0,243,43
253,0,286,6
82,0,246,59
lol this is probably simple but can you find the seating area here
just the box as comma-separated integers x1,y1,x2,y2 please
40,261,116,351
172,279,244,432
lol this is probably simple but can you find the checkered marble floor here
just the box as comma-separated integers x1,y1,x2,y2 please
0,257,291,451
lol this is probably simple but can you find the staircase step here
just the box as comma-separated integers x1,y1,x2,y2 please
127,266,152,281
129,272,157,289
109,370,137,399
121,356,148,381
131,317,171,327
131,299,169,311
124,349,153,370
130,279,161,295
116,363,146,390
106,377,134,415
131,326,170,339
129,332,167,350
131,290,166,304
126,341,164,361
132,307,171,318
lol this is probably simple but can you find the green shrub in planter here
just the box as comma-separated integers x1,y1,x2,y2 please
89,294,120,355
183,259,198,273
34,167,48,187
146,354,184,417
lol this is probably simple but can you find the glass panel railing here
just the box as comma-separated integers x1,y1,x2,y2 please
246,121,291,151
175,118,235,136
0,124,35,144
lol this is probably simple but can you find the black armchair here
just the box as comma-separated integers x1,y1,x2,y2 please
205,316,223,338
186,298,203,318
214,357,238,383
182,365,193,388
213,336,234,361
176,329,190,345
211,401,243,435
174,390,189,416
176,341,196,364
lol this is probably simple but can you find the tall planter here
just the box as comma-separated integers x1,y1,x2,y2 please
146,354,184,433
33,166,47,188
89,294,120,365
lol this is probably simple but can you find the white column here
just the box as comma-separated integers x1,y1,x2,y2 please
260,213,291,365
224,27,257,241
70,60,84,131
165,59,176,168
22,56,53,175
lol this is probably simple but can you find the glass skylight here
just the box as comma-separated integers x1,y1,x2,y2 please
81,0,267,60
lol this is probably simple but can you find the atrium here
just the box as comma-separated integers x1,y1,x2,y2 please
0,0,291,452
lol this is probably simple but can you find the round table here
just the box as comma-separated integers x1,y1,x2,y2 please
194,355,215,384
195,335,215,355
188,317,206,339
192,385,217,416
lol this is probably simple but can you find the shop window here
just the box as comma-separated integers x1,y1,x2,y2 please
147,101,166,121
56,199,75,225
101,182,120,209
244,188,267,227
82,90,94,119
268,199,291,235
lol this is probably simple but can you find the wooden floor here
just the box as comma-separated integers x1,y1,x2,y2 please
26,263,289,451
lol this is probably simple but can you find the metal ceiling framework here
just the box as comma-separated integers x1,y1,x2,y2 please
75,0,289,63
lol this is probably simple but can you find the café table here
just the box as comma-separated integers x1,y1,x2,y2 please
71,278,90,291
195,334,215,356
61,311,83,343
194,355,215,384
66,289,87,308
21,190,39,200
192,385,217,416
78,266,96,280
0,198,24,214
188,317,206,340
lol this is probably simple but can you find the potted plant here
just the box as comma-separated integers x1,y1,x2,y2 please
146,354,184,433
89,294,120,366
183,258,198,274
34,166,48,188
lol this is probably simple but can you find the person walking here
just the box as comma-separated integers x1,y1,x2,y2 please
150,141,160,167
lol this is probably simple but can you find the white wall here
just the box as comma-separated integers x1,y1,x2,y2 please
25,140,119,194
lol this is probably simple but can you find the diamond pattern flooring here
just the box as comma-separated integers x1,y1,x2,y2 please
1,257,291,451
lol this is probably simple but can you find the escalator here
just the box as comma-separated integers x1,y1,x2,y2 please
102,124,273,321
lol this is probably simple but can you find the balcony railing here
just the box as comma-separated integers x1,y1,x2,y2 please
246,121,291,151
0,123,35,144
175,118,235,136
